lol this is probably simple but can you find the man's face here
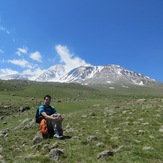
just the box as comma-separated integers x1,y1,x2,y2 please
44,97,51,105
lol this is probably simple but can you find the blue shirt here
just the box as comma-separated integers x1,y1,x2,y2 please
39,105,56,116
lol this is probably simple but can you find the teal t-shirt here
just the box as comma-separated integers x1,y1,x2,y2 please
39,105,56,116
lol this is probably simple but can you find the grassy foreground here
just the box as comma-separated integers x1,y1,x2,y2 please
0,81,163,162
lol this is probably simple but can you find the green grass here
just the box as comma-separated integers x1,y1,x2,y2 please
0,80,163,162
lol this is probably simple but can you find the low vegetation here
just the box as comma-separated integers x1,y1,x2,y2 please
0,80,163,162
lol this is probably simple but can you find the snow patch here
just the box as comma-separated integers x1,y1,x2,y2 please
107,81,112,84
132,80,144,86
122,85,129,88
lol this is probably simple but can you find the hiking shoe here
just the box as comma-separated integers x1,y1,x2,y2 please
54,134,63,139
54,129,64,139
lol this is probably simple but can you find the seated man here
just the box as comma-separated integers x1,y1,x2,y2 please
39,95,64,139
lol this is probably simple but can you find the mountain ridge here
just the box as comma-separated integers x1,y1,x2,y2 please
0,64,159,86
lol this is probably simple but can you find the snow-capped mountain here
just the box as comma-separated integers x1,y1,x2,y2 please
0,74,29,80
35,64,67,82
0,64,158,86
59,65,103,83
58,64,156,86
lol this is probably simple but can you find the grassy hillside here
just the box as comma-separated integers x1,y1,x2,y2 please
0,80,163,162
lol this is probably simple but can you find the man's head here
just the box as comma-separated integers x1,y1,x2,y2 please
44,95,51,105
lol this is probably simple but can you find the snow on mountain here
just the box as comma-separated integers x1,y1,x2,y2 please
35,64,67,82
58,64,156,86
59,65,103,83
0,64,157,86
0,74,29,80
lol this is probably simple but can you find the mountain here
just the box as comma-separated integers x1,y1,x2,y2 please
0,64,159,86
58,64,156,86
35,64,67,82
0,74,29,80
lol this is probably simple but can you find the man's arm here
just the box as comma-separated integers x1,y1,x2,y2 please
41,111,62,121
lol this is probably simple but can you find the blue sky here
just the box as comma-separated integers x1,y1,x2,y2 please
0,0,163,81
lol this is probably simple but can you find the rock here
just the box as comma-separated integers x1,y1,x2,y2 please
149,135,155,139
15,118,34,130
81,115,88,118
110,136,119,140
142,146,154,150
159,126,163,132
0,154,5,163
19,106,30,112
53,142,60,148
113,145,124,153
0,116,4,120
97,150,114,159
87,136,98,142
30,97,35,100
42,144,54,150
136,99,146,103
96,142,104,147
90,112,96,116
0,129,9,137
134,130,145,135
0,145,3,154
32,135,42,144
49,149,64,161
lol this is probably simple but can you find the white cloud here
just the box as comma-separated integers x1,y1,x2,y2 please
0,26,10,34
0,68,18,77
30,51,42,62
8,59,32,68
16,47,28,56
55,44,87,71
0,49,4,54
21,68,45,80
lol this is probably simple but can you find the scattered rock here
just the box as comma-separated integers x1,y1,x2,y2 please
134,140,141,144
0,116,4,120
0,145,3,154
0,154,5,163
142,146,154,150
149,135,155,139
97,145,124,159
30,97,35,100
32,135,42,145
14,118,35,130
114,127,120,131
159,126,163,132
142,122,149,125
110,136,119,140
134,130,145,135
19,106,30,112
96,142,104,147
136,99,146,103
87,136,98,142
0,129,9,137
90,112,96,116
81,115,88,118
97,150,114,159
42,144,55,150
49,148,64,161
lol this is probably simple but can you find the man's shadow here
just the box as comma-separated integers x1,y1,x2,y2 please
60,135,72,140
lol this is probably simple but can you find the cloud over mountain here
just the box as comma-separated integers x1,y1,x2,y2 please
8,59,32,68
55,44,88,71
30,51,42,62
0,44,88,79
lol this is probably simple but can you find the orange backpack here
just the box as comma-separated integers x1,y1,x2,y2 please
39,119,48,134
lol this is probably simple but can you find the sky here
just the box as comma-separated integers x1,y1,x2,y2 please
0,0,163,81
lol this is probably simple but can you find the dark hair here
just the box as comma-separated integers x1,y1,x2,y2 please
44,95,51,100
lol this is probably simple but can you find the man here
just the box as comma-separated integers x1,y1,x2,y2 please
39,95,64,139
